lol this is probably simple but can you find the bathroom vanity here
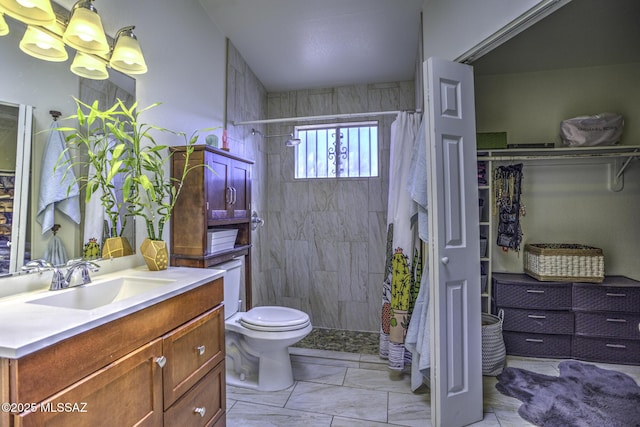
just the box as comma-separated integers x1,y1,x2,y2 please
0,267,226,427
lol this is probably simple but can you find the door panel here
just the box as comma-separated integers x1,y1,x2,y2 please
426,57,482,427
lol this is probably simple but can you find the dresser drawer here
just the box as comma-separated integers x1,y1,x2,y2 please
573,283,640,313
495,281,572,310
573,336,640,365
164,360,226,427
163,306,225,409
574,312,640,339
501,308,574,335
503,332,572,358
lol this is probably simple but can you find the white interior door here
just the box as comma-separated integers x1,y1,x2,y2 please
425,57,483,427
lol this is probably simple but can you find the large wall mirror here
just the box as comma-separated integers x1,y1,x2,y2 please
0,10,137,277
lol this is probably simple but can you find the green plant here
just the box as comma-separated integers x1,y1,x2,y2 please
55,98,210,242
54,98,137,239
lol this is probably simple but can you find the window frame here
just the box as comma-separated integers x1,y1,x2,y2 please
293,121,379,180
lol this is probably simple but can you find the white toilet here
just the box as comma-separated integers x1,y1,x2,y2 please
217,259,312,391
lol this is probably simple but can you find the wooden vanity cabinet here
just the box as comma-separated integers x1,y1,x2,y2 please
4,277,226,427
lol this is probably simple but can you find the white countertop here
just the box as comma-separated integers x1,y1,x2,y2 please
0,266,224,359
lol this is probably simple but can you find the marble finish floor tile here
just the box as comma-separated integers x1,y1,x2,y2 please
226,343,640,427
286,381,389,423
227,401,333,427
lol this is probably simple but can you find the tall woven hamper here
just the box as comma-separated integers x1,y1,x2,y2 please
482,310,506,376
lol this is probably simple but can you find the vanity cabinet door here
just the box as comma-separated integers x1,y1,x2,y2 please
162,305,225,409
13,339,163,427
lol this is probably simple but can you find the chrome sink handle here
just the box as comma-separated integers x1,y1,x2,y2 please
21,259,54,273
64,260,101,288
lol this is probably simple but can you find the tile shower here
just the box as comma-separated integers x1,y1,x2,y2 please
226,41,417,335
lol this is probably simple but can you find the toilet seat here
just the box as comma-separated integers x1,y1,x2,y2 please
240,306,310,332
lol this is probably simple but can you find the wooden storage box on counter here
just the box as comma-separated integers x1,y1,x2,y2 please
523,243,604,283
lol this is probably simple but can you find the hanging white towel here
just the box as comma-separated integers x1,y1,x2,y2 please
43,235,69,266
405,271,431,391
406,117,429,242
36,122,81,234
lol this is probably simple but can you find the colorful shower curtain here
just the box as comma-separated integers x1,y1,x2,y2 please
380,112,423,371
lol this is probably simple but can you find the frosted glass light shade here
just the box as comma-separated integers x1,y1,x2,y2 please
0,13,9,36
63,5,109,55
110,31,147,74
0,0,55,26
70,51,108,80
19,25,68,61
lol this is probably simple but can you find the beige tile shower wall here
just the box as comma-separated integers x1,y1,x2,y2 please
225,42,268,309
261,82,415,332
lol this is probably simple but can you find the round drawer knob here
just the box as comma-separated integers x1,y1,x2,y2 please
196,345,206,356
194,406,206,417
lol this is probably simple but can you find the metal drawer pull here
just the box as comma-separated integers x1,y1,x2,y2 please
196,345,206,356
527,315,546,319
525,338,544,343
606,318,627,323
606,293,626,297
526,289,545,294
155,356,167,368
605,344,627,349
194,407,206,417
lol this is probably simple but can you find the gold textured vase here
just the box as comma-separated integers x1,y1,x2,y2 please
140,238,168,271
102,237,134,259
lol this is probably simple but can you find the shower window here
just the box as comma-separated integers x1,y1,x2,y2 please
294,122,378,179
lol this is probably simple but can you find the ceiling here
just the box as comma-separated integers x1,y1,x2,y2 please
471,0,640,75
198,0,639,92
198,0,423,92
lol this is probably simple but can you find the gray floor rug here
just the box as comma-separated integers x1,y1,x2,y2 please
496,360,640,427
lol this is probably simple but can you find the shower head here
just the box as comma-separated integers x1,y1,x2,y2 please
285,137,301,147
252,128,301,147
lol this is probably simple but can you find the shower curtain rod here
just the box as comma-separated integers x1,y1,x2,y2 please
232,109,421,126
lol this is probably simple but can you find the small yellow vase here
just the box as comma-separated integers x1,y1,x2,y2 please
102,237,134,259
140,238,168,271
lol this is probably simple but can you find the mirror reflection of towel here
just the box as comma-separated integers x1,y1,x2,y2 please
36,122,81,234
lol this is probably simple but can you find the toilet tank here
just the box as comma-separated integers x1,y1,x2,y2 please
213,259,243,319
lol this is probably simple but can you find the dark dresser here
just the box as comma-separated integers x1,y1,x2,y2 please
494,273,640,365
573,276,640,364
493,273,574,358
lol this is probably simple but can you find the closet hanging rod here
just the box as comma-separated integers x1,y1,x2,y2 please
477,151,640,162
232,109,421,126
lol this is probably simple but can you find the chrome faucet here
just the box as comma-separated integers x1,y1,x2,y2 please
21,259,100,291
62,260,101,290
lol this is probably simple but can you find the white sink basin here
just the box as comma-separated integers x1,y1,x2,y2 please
27,277,176,310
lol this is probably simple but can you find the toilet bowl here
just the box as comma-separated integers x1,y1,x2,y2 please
216,259,312,391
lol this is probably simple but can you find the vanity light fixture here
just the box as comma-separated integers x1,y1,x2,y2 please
0,0,55,26
70,50,108,80
109,26,147,74
0,13,9,35
62,0,108,55
19,23,68,61
0,0,148,79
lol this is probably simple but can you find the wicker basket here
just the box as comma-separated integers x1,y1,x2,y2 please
523,243,604,283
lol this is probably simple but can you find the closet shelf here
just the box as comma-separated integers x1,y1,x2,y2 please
478,145,640,192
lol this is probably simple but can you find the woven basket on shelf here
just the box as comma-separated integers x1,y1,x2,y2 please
523,243,604,283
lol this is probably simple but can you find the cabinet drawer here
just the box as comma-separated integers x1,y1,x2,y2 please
573,284,640,313
503,332,572,358
574,312,640,339
14,340,163,427
164,361,225,427
501,308,573,335
163,306,225,409
573,336,640,365
495,281,572,310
